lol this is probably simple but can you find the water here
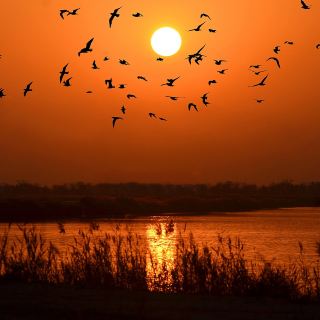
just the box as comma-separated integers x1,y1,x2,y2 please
1,207,320,265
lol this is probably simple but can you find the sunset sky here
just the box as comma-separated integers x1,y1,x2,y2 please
0,0,319,185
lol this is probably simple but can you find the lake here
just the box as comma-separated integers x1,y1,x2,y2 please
1,207,320,265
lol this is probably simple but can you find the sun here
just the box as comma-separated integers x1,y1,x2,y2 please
151,27,182,57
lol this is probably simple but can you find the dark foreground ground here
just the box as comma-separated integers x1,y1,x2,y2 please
1,284,320,320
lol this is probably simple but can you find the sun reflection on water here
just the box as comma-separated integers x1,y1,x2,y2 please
146,219,177,290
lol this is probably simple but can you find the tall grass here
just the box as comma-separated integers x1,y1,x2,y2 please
0,224,320,301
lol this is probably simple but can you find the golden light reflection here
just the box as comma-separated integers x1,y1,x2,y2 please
146,219,176,290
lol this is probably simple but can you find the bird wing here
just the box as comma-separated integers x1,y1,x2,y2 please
60,10,68,19
85,38,94,50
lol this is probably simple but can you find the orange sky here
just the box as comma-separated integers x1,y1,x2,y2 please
0,0,319,185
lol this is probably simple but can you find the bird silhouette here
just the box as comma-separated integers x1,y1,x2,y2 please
132,12,143,17
250,69,268,76
59,10,69,19
119,59,130,65
214,59,227,65
59,64,69,83
316,44,320,49
250,65,261,69
105,79,115,89
149,113,157,119
188,103,198,111
284,41,294,45
137,76,148,81
256,99,264,103
273,46,281,54
189,21,206,32
159,117,167,121
78,38,94,56
200,13,211,20
208,80,217,86
161,77,180,87
68,8,80,16
157,57,164,62
127,94,136,99
186,45,206,65
121,106,126,114
63,77,72,87
109,7,122,28
208,29,217,33
165,96,184,101
104,56,110,61
267,57,281,68
112,116,123,128
301,0,310,9
217,69,228,74
201,93,210,106
0,88,5,98
119,84,127,89
23,82,33,96
86,91,93,94
92,60,99,69
249,74,269,87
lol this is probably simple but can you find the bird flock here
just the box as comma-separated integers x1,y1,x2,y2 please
0,0,319,128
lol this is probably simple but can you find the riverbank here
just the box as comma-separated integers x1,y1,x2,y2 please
1,182,320,222
1,283,319,320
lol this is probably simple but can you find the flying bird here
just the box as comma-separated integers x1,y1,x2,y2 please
63,77,72,87
112,116,123,128
200,13,211,20
104,56,110,61
105,79,115,89
249,74,269,87
119,84,127,89
316,44,320,49
250,65,262,69
132,12,143,17
68,8,80,16
59,64,69,83
149,113,157,119
188,103,198,112
217,69,228,74
256,99,264,103
189,22,206,32
92,60,99,69
119,59,130,65
214,59,227,65
301,0,310,9
0,88,5,98
208,29,217,33
23,82,33,96
121,106,126,114
250,69,268,76
86,91,93,94
109,7,122,28
161,77,180,87
201,93,210,106
267,57,281,68
157,57,164,62
284,41,294,45
208,80,217,86
78,38,94,56
165,96,184,101
273,46,281,54
127,94,137,99
159,117,167,121
137,76,148,81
